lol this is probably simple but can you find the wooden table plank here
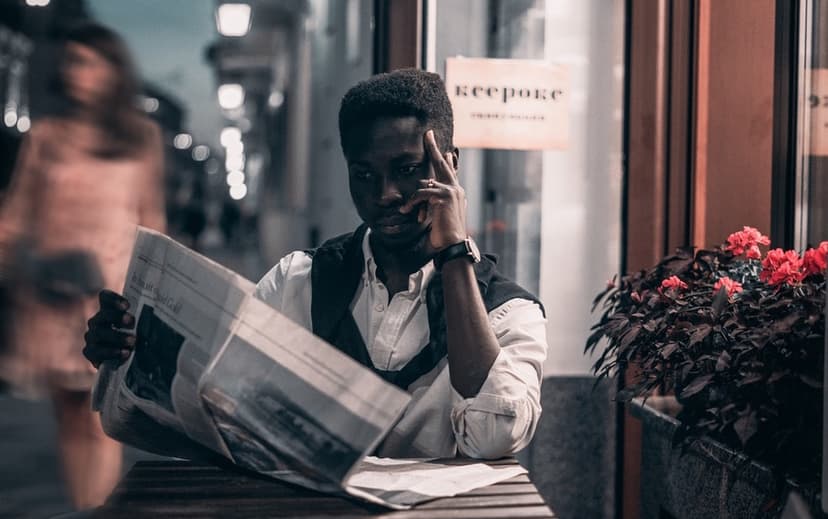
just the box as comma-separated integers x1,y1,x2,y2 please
97,460,556,518
112,480,541,499
96,505,556,519
96,506,556,519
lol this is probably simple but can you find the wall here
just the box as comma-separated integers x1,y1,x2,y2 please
693,0,776,248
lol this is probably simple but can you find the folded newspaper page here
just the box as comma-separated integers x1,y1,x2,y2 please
92,227,527,509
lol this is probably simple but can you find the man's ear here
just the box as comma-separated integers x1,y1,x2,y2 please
451,147,460,169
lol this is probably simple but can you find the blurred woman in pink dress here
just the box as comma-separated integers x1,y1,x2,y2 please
0,23,165,509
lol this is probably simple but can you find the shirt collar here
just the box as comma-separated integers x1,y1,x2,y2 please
362,228,435,298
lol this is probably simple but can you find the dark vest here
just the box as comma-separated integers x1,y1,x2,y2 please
309,225,544,390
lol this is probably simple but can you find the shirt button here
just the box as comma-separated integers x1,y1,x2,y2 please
375,304,385,312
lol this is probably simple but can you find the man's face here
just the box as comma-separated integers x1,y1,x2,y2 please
346,116,435,249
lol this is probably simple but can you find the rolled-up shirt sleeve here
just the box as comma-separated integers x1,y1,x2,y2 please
450,298,547,459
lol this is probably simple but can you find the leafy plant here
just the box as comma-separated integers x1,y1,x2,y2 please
587,228,827,482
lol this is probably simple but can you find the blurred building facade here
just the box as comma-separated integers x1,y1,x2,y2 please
0,0,211,250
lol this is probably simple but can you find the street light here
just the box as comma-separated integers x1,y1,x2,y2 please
4,109,17,128
141,96,159,113
224,139,243,155
267,90,284,109
229,184,247,200
217,83,244,110
192,145,210,161
216,4,251,37
225,152,245,172
226,170,245,187
173,133,193,149
16,115,30,133
220,126,241,147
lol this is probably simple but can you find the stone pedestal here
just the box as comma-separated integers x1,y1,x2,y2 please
632,399,793,519
524,376,617,519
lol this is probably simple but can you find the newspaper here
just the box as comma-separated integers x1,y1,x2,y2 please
92,227,526,509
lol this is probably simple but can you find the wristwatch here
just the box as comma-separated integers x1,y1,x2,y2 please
434,237,481,271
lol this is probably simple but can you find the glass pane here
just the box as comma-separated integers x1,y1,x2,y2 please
802,0,828,245
434,0,546,293
431,1,625,374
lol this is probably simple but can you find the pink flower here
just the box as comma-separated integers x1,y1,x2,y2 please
761,248,788,271
713,277,743,297
725,227,770,257
760,249,804,286
802,241,828,276
659,275,688,296
745,245,762,260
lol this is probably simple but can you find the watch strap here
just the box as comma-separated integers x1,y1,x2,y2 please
434,240,472,271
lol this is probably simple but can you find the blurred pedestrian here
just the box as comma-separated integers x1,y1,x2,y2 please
0,22,165,510
219,197,241,247
180,183,207,252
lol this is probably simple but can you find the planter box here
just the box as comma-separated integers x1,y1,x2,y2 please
631,397,784,519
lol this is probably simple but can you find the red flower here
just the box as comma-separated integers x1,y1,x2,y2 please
725,227,770,257
659,275,688,295
713,277,743,297
802,241,828,276
760,248,804,286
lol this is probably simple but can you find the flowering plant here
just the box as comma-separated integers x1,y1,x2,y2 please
587,228,826,482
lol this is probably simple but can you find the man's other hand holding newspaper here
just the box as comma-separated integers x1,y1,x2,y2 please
84,290,136,368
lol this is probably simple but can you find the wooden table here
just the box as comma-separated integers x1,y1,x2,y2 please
95,459,556,518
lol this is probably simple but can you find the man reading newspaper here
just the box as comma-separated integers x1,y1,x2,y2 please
84,69,548,463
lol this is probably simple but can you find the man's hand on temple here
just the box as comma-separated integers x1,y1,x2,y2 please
399,129,466,251
83,289,136,368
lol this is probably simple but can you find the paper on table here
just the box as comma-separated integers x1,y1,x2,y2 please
344,457,527,508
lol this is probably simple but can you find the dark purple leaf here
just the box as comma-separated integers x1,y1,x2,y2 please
591,282,617,312
715,350,731,371
585,328,606,354
662,255,695,275
619,326,642,349
733,412,758,446
689,324,712,346
642,320,659,332
680,374,714,399
771,314,799,334
736,373,764,386
711,287,729,318
660,342,679,359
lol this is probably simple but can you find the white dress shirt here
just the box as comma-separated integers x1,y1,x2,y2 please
254,229,548,459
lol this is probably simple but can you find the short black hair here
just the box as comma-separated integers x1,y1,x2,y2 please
338,69,454,157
